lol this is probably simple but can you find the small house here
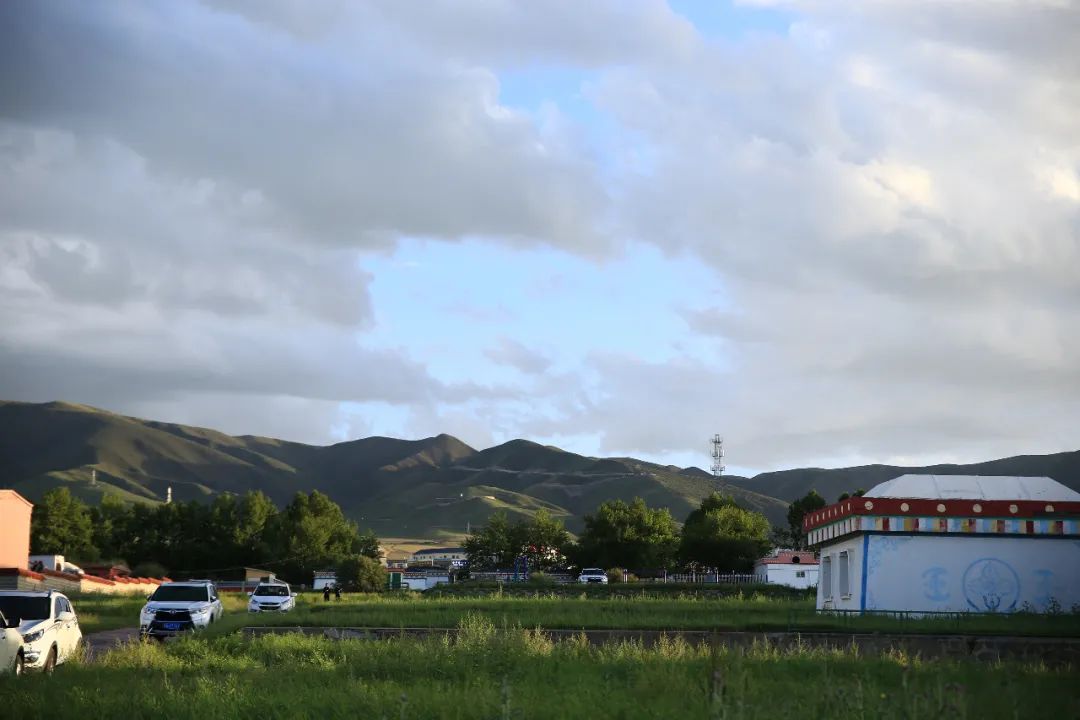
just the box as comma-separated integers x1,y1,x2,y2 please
753,550,818,589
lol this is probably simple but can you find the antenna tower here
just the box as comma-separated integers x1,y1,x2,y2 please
166,486,173,504
710,434,725,480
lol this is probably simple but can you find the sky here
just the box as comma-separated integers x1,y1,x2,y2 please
1,1,1077,476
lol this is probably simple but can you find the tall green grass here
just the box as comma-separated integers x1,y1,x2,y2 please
206,592,1080,638
2,616,1076,719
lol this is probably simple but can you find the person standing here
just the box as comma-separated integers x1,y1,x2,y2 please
334,584,341,601
323,585,331,602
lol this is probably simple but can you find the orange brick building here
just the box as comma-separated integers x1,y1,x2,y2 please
0,489,33,570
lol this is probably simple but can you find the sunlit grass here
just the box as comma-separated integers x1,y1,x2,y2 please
4,617,1076,719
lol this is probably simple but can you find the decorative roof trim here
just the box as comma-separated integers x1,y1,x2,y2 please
804,497,1079,532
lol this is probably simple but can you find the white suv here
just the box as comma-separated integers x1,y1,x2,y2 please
140,581,224,639
247,581,296,613
578,568,608,584
0,591,82,673
0,610,25,676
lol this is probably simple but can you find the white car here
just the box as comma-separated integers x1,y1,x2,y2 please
140,581,224,639
0,610,25,676
0,591,82,673
247,582,296,613
578,568,608,584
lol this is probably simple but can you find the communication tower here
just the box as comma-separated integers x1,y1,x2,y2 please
710,434,725,480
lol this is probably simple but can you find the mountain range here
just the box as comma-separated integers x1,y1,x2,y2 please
2,400,1078,539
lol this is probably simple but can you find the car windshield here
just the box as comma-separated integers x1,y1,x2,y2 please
150,586,208,602
582,569,603,575
254,585,288,596
0,596,51,621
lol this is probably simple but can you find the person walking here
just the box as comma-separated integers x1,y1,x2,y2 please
323,585,331,602
334,584,342,601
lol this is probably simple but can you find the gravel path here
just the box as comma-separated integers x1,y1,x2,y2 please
83,627,139,661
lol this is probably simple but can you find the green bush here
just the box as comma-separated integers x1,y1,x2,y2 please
606,568,625,583
336,555,387,593
131,561,168,578
526,571,555,587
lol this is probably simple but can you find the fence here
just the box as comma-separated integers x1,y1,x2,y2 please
662,572,758,585
783,607,1080,634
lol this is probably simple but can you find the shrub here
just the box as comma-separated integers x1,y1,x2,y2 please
336,555,387,592
131,561,168,578
606,568,625,584
527,571,555,587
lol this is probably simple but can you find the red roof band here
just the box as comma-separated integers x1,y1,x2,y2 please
804,497,1080,532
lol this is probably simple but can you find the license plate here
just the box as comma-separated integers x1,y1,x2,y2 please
163,622,182,630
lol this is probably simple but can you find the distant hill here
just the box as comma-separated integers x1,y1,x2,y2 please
0,401,788,535
724,453,1080,504
4,400,1075,538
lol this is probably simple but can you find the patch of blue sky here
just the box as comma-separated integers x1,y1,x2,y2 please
668,0,791,40
361,237,729,388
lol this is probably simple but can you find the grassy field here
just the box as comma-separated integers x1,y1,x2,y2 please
200,591,1080,638
3,616,1077,719
70,590,1080,638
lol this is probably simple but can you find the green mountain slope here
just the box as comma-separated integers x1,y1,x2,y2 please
725,453,1080,504
6,400,1073,538
0,401,789,534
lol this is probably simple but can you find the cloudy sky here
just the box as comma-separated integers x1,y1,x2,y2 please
1,1,1077,475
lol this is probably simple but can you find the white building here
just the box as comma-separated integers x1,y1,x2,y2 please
754,550,818,589
410,547,467,567
312,570,337,590
805,475,1080,613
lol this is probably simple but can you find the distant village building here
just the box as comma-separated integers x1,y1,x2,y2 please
410,547,467,568
312,570,338,590
754,550,818,589
805,475,1080,613
0,490,32,570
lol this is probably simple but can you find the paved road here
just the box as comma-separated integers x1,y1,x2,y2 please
83,627,139,660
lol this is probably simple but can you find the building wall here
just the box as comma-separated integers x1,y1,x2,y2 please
0,491,33,570
755,563,818,589
817,533,1080,613
816,535,865,611
863,534,1080,613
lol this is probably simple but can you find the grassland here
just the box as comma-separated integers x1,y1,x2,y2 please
4,615,1077,719
207,591,1080,637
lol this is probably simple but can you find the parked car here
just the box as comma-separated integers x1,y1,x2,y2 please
577,568,608,584
139,580,224,639
247,581,297,613
0,591,82,673
0,610,25,676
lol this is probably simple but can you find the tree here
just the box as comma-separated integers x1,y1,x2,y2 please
678,493,771,572
270,491,366,582
355,528,381,560
576,498,678,571
463,512,516,570
518,509,571,572
837,489,866,502
463,509,571,572
30,487,97,560
336,555,386,592
786,490,826,549
88,494,134,560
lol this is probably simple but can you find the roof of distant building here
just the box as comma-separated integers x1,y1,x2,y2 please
865,475,1080,502
755,551,818,566
412,547,465,555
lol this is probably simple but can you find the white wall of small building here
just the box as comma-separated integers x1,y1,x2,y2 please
754,563,818,589
816,534,1080,613
815,535,865,611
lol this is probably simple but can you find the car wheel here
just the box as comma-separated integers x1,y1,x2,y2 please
14,651,24,677
43,646,57,674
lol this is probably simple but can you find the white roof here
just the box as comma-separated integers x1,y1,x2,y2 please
864,475,1080,502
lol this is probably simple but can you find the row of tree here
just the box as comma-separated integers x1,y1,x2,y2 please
464,493,773,574
30,487,380,585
